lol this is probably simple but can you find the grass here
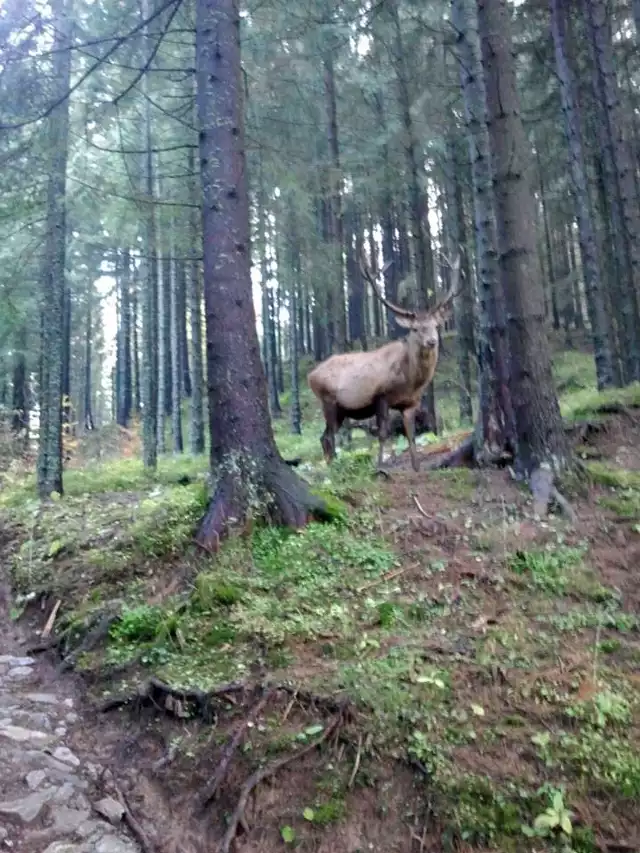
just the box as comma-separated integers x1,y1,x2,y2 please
3,340,640,849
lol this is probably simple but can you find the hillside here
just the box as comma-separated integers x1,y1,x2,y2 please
1,341,640,853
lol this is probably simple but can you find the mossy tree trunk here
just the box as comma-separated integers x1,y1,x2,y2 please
195,0,328,551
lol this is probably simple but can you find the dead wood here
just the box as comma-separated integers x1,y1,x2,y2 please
198,687,273,810
219,710,346,853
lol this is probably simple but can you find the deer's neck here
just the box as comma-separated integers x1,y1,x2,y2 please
406,340,438,389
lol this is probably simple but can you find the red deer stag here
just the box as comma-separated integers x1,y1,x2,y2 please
308,251,459,473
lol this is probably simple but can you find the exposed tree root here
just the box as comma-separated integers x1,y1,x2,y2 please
98,676,248,723
219,709,347,853
113,784,157,853
198,687,274,810
529,466,577,523
196,455,332,552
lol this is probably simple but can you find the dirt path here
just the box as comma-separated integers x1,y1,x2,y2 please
0,577,140,853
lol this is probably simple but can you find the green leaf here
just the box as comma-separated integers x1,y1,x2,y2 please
560,814,573,835
553,791,564,812
304,724,324,736
470,703,485,717
47,539,65,558
303,807,315,821
534,812,558,830
281,825,296,844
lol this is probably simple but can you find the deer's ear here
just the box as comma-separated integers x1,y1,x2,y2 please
394,315,415,330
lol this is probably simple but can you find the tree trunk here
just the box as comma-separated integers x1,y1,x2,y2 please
176,259,191,398
117,249,133,426
140,0,158,469
444,133,474,425
452,0,516,459
322,32,347,353
477,0,571,476
130,263,142,415
288,199,302,436
37,0,71,498
156,231,170,450
346,207,366,349
170,245,183,453
195,0,328,550
11,324,28,445
84,280,95,431
550,0,614,388
187,144,205,454
583,0,640,382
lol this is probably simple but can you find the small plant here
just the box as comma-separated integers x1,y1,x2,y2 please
523,788,573,840
509,545,585,594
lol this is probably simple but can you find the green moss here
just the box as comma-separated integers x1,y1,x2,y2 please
587,461,640,490
130,482,208,557
561,381,640,422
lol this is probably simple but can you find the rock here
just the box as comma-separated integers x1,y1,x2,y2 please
42,843,89,853
25,769,47,790
0,656,34,667
93,797,125,826
63,698,74,709
0,724,52,745
55,726,68,737
0,788,55,822
52,746,81,767
66,712,79,724
0,827,7,842
95,836,139,853
51,805,92,833
25,693,60,705
75,818,105,839
6,667,35,680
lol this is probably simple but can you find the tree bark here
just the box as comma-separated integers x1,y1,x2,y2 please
444,133,474,425
11,324,28,445
477,0,571,476
84,278,95,431
37,0,71,498
452,0,516,459
170,245,183,453
140,0,158,469
195,0,328,550
550,0,614,388
187,144,205,454
583,0,640,382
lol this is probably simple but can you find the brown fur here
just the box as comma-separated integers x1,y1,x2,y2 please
308,253,459,472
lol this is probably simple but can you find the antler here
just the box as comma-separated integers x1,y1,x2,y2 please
359,247,417,320
431,252,461,314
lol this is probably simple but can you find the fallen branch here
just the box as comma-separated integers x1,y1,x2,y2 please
42,598,61,638
356,565,409,594
219,711,346,853
412,495,429,518
198,687,273,810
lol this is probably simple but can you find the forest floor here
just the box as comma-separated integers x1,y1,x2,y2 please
2,342,640,853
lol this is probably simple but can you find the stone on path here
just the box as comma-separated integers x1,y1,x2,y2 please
0,723,53,744
52,745,81,767
0,788,56,822
93,796,125,825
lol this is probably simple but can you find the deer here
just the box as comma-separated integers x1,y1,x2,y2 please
307,250,459,473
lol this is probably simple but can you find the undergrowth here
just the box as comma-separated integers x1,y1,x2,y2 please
3,346,640,850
